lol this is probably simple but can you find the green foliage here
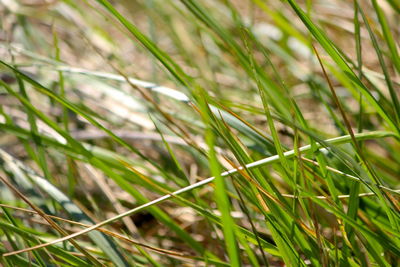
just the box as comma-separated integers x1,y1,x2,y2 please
0,0,399,265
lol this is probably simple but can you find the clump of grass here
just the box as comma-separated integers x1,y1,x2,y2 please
0,0,399,266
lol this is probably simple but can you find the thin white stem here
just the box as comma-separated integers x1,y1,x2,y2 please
2,131,395,257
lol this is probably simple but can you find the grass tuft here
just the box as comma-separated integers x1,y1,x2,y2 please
0,0,399,265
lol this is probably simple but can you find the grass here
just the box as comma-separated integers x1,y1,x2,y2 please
0,0,399,266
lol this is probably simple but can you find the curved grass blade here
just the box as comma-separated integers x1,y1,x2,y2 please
4,130,395,256
0,150,129,266
286,0,399,134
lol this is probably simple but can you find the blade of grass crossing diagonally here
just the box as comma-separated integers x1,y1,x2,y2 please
2,65,229,261
0,149,129,266
74,2,280,156
208,106,276,155
0,206,47,267
120,157,279,261
306,193,400,264
15,75,53,184
313,45,400,233
241,30,329,264
243,26,342,214
4,59,278,156
0,122,279,259
0,80,134,266
214,135,308,265
242,30,292,183
6,129,397,257
286,0,399,134
287,0,400,234
0,79,220,261
0,60,165,170
94,0,190,89
1,59,273,195
240,40,314,264
358,1,400,124
180,0,292,119
0,60,216,216
0,221,91,267
370,0,400,74
0,174,103,266
205,96,309,264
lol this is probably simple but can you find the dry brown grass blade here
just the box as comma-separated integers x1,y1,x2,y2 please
80,32,203,155
0,175,104,266
223,156,317,238
313,45,400,213
1,130,395,258
300,157,400,195
81,164,141,239
312,47,377,176
0,203,198,260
